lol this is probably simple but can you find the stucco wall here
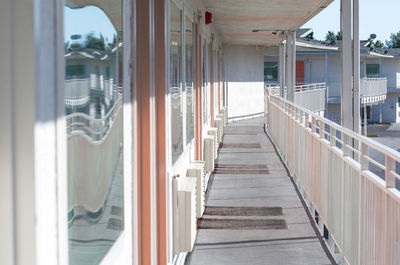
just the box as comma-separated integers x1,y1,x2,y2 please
224,45,265,119
371,92,400,123
382,58,400,89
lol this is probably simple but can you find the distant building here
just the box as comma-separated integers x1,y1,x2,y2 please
264,28,400,124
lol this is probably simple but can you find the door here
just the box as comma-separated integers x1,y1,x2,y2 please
296,61,305,85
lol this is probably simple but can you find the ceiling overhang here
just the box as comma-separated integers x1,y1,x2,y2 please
203,0,334,46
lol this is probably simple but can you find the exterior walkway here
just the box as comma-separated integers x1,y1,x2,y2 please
186,117,336,265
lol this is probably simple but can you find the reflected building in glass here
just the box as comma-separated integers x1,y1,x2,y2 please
64,1,124,264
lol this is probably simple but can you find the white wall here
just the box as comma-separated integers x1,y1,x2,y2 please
371,92,400,123
224,45,265,119
382,58,400,89
0,0,36,264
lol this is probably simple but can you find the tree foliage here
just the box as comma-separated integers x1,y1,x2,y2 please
325,31,336,42
374,40,384,48
325,31,341,43
386,31,400,48
85,33,105,50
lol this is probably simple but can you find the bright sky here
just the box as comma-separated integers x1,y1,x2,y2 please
64,6,117,43
303,0,400,42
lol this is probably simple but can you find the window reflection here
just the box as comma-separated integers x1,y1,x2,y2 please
185,18,194,144
64,1,124,264
207,42,211,122
170,2,183,163
202,39,207,124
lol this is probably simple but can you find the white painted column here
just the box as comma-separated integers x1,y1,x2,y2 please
353,0,360,133
379,56,383,122
364,105,368,136
340,0,353,129
341,0,360,134
286,31,296,102
279,42,286,97
325,53,329,116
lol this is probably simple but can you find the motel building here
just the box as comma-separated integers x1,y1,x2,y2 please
264,28,400,129
2,0,400,265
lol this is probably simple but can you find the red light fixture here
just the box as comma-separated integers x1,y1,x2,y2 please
205,12,212,25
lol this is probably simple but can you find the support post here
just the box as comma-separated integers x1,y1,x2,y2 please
364,105,368,136
353,0,360,134
325,53,329,117
286,31,296,102
279,42,286,97
341,0,361,136
340,0,353,130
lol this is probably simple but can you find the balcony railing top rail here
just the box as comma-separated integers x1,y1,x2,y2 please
295,82,326,92
66,96,122,141
266,83,326,113
360,77,387,104
266,87,400,265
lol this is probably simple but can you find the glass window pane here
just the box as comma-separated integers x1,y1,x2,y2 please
366,63,380,78
202,39,207,124
64,2,124,265
264,61,278,82
170,2,183,163
207,42,211,122
185,18,194,144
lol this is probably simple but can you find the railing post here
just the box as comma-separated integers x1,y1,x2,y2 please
319,120,324,139
343,134,351,157
360,142,368,170
330,127,336,146
385,155,395,188
311,116,316,133
305,113,309,129
299,110,304,126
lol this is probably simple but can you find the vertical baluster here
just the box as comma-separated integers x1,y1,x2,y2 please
360,142,369,171
311,116,316,133
319,120,324,139
385,155,395,188
343,134,351,157
330,127,336,147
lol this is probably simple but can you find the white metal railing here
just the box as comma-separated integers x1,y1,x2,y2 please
360,77,387,104
295,82,326,92
265,83,326,113
65,78,90,106
65,75,120,106
294,83,326,112
66,97,122,141
266,88,400,265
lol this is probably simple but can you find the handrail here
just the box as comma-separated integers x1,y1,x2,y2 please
266,87,400,265
267,86,400,167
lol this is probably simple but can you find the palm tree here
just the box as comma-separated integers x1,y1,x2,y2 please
325,31,336,42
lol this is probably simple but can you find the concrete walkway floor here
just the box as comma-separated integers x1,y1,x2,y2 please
186,117,336,265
